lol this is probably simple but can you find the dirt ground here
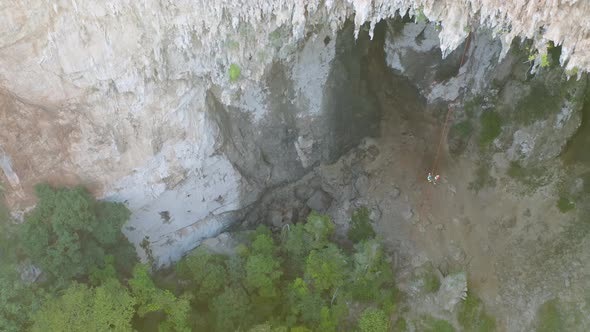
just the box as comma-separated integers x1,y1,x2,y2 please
346,72,590,331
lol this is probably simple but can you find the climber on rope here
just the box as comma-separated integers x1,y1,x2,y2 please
427,173,441,185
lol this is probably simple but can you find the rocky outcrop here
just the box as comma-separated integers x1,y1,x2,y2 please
1,1,589,265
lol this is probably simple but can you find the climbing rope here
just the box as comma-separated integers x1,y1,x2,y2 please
417,32,472,219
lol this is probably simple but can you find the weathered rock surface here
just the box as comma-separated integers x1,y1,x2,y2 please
1,1,590,266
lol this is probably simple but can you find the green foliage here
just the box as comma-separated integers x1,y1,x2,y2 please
468,160,496,193
557,196,575,213
414,7,427,24
419,316,456,332
418,265,441,294
452,120,474,140
248,323,288,332
318,302,347,332
393,317,408,332
89,255,117,286
0,269,37,332
305,244,348,292
32,280,135,332
282,223,313,274
350,240,393,303
286,278,325,327
129,264,191,331
540,54,550,68
211,286,251,331
514,84,561,125
347,206,376,243
229,63,241,82
19,184,135,281
358,308,389,332
478,110,502,147
507,161,549,190
304,211,335,247
177,248,227,301
535,299,564,332
457,292,496,332
245,252,282,298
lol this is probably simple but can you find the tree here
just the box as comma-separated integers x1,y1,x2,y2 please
286,278,324,327
129,264,192,331
19,184,135,281
358,308,389,332
304,212,335,248
349,240,394,303
245,254,282,298
304,244,348,292
177,248,227,301
0,269,37,332
347,206,375,243
245,234,282,298
211,286,251,331
31,280,135,332
282,223,313,275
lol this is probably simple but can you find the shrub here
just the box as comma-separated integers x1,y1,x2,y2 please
420,316,456,332
19,184,135,281
479,110,502,147
468,161,496,193
229,64,241,82
535,299,563,332
556,197,575,213
358,308,389,332
457,291,496,332
347,206,376,243
506,161,549,191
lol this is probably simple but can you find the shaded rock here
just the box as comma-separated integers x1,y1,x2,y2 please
354,174,370,196
402,205,414,221
201,232,238,256
391,186,401,199
306,190,333,213
436,272,468,312
18,263,42,284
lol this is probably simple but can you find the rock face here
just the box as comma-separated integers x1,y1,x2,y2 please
1,1,590,265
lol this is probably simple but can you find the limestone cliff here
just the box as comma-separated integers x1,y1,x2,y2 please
1,0,588,265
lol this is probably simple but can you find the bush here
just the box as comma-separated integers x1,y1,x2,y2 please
229,64,241,82
420,316,456,332
506,161,549,191
556,196,575,213
347,206,376,243
479,110,502,147
468,160,496,192
457,292,496,332
358,308,389,332
535,299,563,332
19,184,136,281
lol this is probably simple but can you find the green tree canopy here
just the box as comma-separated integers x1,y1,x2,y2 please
177,248,227,301
19,184,134,281
0,269,37,332
211,286,252,331
305,244,348,292
304,212,335,248
358,308,389,332
245,234,282,298
31,279,135,332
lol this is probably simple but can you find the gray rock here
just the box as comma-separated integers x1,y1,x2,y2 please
306,190,333,213
294,185,315,201
354,174,370,196
391,186,401,199
268,209,285,228
18,263,42,284
402,206,414,221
